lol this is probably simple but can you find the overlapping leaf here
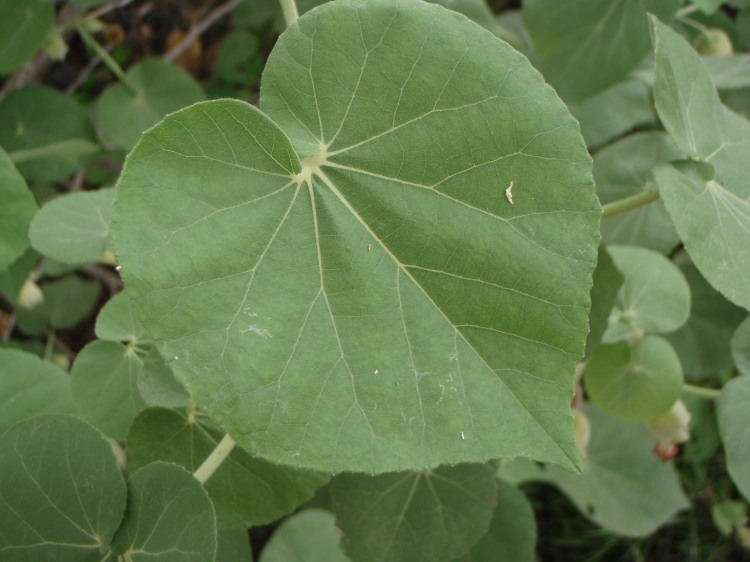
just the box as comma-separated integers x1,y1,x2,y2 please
717,376,750,501
0,147,37,270
113,0,600,473
0,414,127,560
546,405,689,537
524,0,680,101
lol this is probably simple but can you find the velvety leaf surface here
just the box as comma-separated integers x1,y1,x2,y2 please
0,0,54,74
524,0,680,101
457,478,536,562
136,347,191,407
0,147,37,270
703,54,750,90
95,289,149,344
594,133,681,253
0,86,97,181
0,349,77,435
15,275,101,335
259,509,348,562
113,0,600,474
0,249,38,302
603,245,690,342
568,79,655,149
584,246,623,359
584,336,683,422
653,161,750,311
717,376,750,501
97,59,205,150
547,405,689,537
667,252,747,379
217,530,253,562
651,16,727,158
71,340,147,441
29,188,115,264
110,462,217,561
331,463,497,562
495,458,546,486
731,316,750,376
126,407,328,529
0,414,127,560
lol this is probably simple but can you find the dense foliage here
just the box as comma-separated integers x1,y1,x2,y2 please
1,0,749,560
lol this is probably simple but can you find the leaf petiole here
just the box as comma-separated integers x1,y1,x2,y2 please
682,383,722,399
76,21,140,96
279,0,299,28
601,189,660,218
193,433,236,484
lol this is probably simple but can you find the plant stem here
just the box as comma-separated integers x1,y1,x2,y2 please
279,0,299,28
682,383,722,399
601,189,659,218
193,434,236,484
76,22,140,95
676,4,701,19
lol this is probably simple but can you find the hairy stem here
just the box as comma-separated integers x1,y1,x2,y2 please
76,22,140,95
682,383,722,400
279,0,299,28
193,434,236,484
601,189,660,218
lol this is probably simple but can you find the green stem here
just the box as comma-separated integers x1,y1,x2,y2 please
279,0,299,28
682,383,722,399
76,22,140,95
193,434,236,484
601,189,659,218
43,330,56,362
676,4,701,19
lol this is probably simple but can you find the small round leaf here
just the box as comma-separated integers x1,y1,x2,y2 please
584,336,684,422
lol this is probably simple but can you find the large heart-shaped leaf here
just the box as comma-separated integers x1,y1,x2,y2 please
113,0,600,473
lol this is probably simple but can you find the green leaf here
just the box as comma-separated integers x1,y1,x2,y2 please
70,340,147,441
113,0,600,474
331,463,497,562
0,249,38,302
0,349,77,435
594,133,681,253
694,0,724,14
95,289,149,344
495,458,546,486
8,139,100,166
524,0,680,101
15,275,101,335
653,159,750,311
584,336,684,422
603,245,690,342
0,86,97,181
584,246,623,359
457,478,536,562
110,462,217,561
732,316,750,376
717,375,750,501
667,253,747,379
546,404,689,537
0,0,54,74
137,347,191,407
0,414,127,560
0,146,37,270
568,79,655,149
711,500,748,535
650,16,727,158
97,58,205,150
217,530,253,562
126,407,329,529
260,509,348,562
703,54,750,90
29,188,115,265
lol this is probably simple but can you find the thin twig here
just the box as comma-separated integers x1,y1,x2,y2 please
88,0,134,20
163,0,244,62
81,265,124,296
